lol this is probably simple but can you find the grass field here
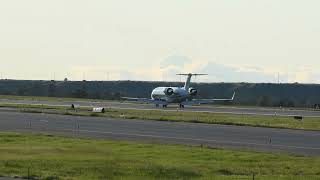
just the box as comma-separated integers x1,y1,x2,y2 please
0,95,112,103
0,132,319,180
1,102,320,131
100,108,320,131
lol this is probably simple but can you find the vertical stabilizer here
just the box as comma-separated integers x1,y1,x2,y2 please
176,73,208,90
184,73,192,90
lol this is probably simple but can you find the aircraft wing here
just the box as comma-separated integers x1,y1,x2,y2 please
182,92,236,105
121,97,167,104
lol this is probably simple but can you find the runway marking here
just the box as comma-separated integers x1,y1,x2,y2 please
62,128,320,151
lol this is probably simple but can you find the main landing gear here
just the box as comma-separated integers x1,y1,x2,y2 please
155,104,168,108
179,104,185,108
155,104,184,108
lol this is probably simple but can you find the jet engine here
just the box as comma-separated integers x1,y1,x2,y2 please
188,87,197,96
164,88,174,96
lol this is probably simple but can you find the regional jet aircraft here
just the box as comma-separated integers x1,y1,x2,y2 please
122,73,235,108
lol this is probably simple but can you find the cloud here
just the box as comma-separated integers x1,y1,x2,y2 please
158,56,278,82
68,58,320,84
160,56,192,69
286,67,320,83
158,55,209,81
196,62,320,84
198,62,276,82
69,65,163,81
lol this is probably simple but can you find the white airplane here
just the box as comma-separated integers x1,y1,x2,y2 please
122,73,235,108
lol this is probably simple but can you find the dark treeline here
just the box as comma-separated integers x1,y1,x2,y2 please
0,79,320,108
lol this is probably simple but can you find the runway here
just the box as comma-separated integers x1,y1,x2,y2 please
1,98,320,117
1,110,319,156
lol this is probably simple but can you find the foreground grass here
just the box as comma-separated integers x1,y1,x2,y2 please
0,132,319,180
1,102,319,131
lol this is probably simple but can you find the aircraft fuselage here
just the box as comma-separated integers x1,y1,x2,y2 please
151,87,191,104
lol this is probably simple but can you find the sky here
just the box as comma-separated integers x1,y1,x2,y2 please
0,0,320,83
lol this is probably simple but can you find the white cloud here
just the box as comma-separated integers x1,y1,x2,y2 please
156,57,320,83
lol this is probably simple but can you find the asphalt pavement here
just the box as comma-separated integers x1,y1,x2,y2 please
1,110,319,156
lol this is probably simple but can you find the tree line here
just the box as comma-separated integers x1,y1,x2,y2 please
0,80,320,108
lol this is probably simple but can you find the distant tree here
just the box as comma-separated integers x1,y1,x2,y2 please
48,82,56,97
76,81,88,98
72,89,88,98
17,87,27,96
279,98,295,107
2,80,320,108
28,82,46,96
111,92,121,100
258,96,272,107
91,91,101,99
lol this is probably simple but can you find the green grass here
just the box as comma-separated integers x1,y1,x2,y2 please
1,102,319,131
0,95,114,103
0,132,319,180
0,103,67,110
101,108,320,130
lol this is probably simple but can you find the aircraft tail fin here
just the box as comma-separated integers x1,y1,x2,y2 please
176,73,208,90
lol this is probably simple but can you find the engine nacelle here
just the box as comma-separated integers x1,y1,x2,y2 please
188,87,197,96
164,88,174,96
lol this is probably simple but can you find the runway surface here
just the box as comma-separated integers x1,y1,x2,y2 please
1,110,320,156
1,99,320,117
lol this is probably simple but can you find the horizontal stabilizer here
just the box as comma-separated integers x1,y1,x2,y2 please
176,73,208,76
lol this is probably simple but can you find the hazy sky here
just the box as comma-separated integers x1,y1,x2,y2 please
0,0,320,83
